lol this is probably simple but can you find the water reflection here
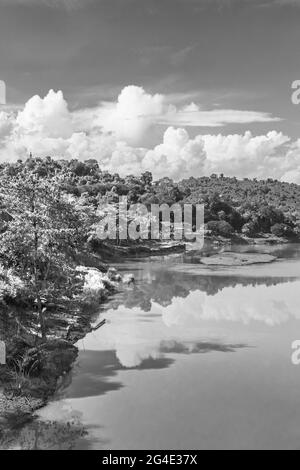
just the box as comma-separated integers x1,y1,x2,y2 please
65,341,247,400
108,269,297,312
82,277,300,369
12,245,300,449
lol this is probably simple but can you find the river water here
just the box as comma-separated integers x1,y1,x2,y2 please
14,244,300,449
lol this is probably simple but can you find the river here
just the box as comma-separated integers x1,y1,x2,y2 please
9,244,300,449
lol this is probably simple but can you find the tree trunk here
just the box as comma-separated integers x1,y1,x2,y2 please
37,295,46,341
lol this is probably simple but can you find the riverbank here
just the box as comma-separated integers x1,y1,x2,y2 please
0,241,185,429
96,233,298,261
0,265,134,428
205,232,298,246
93,240,186,260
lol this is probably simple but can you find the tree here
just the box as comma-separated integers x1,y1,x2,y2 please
0,170,88,340
257,206,285,232
271,223,295,238
141,171,153,188
241,221,259,237
206,220,234,238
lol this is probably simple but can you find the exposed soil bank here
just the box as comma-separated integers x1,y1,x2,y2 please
95,240,186,259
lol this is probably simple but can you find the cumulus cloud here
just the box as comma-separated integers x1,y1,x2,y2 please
281,170,300,184
202,130,291,179
142,127,206,179
0,112,13,143
90,85,280,145
1,86,300,182
279,139,300,183
96,85,166,146
16,89,73,138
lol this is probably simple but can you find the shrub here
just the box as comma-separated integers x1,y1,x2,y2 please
257,206,285,232
241,221,260,237
270,223,295,238
206,220,234,238
227,210,244,231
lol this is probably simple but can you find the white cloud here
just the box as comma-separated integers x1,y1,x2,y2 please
16,89,73,138
0,112,14,143
161,104,280,128
97,85,166,146
202,130,291,179
142,127,206,179
281,170,300,184
1,86,300,182
89,85,280,146
280,140,300,183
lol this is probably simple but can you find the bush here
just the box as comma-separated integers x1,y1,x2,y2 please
241,221,260,237
270,223,295,238
206,220,234,238
257,206,285,232
227,210,244,231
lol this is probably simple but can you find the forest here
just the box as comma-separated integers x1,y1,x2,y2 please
2,156,299,240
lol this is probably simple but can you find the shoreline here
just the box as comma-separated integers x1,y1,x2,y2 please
0,266,133,431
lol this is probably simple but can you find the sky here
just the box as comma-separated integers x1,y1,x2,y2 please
0,0,300,181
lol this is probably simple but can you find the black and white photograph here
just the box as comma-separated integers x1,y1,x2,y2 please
1,0,300,453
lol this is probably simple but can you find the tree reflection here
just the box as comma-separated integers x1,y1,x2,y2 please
107,268,295,313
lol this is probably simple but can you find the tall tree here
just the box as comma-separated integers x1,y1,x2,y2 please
0,169,88,340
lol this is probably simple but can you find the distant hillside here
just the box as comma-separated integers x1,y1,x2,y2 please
179,175,300,219
0,157,299,239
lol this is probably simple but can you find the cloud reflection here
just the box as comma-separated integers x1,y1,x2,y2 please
85,278,300,368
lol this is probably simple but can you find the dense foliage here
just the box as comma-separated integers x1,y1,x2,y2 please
1,156,298,240
0,169,91,339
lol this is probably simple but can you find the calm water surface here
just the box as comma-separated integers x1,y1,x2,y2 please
29,245,300,448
